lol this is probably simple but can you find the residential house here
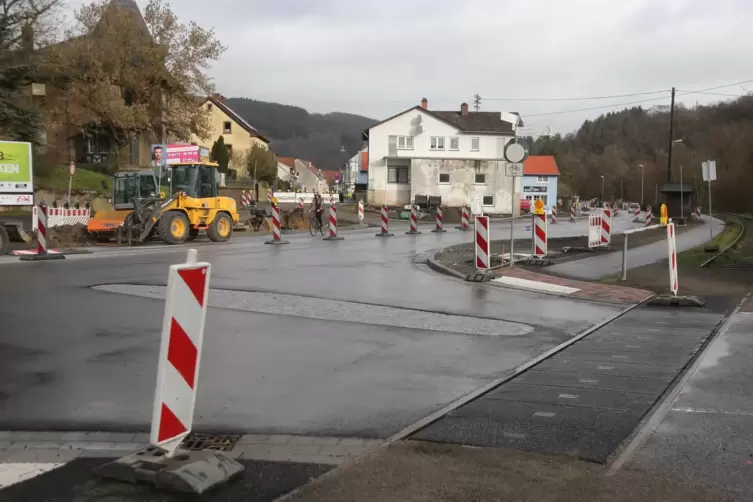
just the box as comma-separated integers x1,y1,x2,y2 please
277,157,297,184
362,98,523,214
521,156,560,213
192,94,271,176
344,148,369,194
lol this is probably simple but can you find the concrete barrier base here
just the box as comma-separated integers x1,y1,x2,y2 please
405,230,422,235
647,294,705,307
93,447,243,495
19,253,65,261
431,229,447,233
375,232,394,237
323,236,344,241
264,239,290,245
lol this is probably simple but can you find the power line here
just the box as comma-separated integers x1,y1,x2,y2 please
677,90,750,98
523,94,671,118
482,89,669,102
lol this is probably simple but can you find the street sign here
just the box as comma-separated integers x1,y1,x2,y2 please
701,160,716,181
506,163,523,177
68,161,75,176
334,172,342,182
504,142,527,163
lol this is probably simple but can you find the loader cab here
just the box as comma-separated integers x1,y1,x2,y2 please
112,171,159,210
169,162,220,199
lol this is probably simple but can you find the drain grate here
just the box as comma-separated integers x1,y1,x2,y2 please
179,433,241,452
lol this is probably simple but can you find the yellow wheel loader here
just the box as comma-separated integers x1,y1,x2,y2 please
121,161,239,245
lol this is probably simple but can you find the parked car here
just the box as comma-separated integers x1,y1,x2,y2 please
520,199,531,213
628,202,641,212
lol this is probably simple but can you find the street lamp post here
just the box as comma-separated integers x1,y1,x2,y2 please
601,175,605,204
673,139,684,221
638,164,644,206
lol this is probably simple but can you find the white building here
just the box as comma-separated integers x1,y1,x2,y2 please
363,98,523,214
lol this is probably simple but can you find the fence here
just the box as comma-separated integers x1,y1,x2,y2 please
33,206,91,231
273,192,337,205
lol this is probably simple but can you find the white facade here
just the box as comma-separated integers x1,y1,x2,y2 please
366,107,519,214
294,159,329,193
277,161,295,184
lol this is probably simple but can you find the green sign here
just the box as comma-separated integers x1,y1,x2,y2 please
0,140,33,193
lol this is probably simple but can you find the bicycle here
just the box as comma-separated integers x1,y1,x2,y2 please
309,209,324,236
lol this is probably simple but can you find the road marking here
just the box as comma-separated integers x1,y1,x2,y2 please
597,365,614,370
580,379,599,384
0,463,63,489
503,432,527,439
612,355,629,360
93,285,534,337
533,411,556,418
491,276,580,295
558,393,578,400
671,407,753,416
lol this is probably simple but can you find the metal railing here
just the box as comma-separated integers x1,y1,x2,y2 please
620,224,662,281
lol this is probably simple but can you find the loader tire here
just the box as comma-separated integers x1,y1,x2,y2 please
187,228,200,241
0,225,9,255
158,211,190,245
208,213,233,242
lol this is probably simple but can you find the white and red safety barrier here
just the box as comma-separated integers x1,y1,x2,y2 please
569,205,576,223
456,206,471,231
264,204,289,245
645,206,653,226
550,206,558,224
297,198,304,211
33,206,91,231
475,215,490,270
241,190,250,208
267,190,273,204
695,206,701,221
667,220,678,296
376,206,393,237
432,206,446,233
601,208,612,245
533,213,547,257
151,248,210,454
406,205,421,234
632,206,640,222
358,200,364,222
324,202,344,240
588,213,603,249
17,205,64,260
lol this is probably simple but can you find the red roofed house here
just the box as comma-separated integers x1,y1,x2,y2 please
521,155,560,213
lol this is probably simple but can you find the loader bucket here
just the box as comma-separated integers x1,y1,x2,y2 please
87,209,132,233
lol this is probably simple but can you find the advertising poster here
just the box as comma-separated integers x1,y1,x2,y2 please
0,140,33,193
151,143,167,183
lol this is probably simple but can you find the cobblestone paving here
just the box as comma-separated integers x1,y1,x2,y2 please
94,285,535,336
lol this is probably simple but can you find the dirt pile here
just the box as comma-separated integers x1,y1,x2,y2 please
282,209,309,230
43,224,94,248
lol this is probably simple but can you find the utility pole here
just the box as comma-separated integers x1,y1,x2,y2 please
666,87,676,183
473,94,481,111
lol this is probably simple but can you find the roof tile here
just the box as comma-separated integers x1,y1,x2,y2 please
523,156,560,176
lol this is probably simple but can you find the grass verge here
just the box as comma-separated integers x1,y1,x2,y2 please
36,168,111,193
677,216,742,266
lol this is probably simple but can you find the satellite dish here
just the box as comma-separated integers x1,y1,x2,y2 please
505,142,527,163
416,115,422,124
415,124,423,135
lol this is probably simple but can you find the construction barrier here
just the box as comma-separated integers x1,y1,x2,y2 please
297,198,304,211
323,203,344,241
588,211,613,249
375,206,394,237
431,206,446,233
667,220,678,295
645,206,653,226
695,206,701,221
601,208,612,245
358,200,364,222
550,206,558,224
533,213,547,257
406,205,421,235
569,206,576,223
264,204,289,245
241,190,250,208
150,248,210,454
456,206,471,231
632,206,640,222
33,206,90,231
267,190,273,204
272,192,336,205
18,204,65,261
474,215,490,270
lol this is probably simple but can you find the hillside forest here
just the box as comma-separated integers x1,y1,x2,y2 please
226,98,375,173
530,96,753,213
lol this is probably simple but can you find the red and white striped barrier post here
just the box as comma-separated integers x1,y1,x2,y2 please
695,206,702,221
406,205,421,235
267,190,273,205
456,206,471,231
588,213,603,249
358,200,364,222
375,205,394,237
264,203,289,245
432,206,446,233
323,202,344,241
297,198,304,211
645,205,653,227
150,249,210,455
632,206,640,222
533,212,547,257
667,219,678,296
475,215,490,270
601,208,612,245
241,190,249,208
19,204,65,261
550,206,558,224
569,205,576,223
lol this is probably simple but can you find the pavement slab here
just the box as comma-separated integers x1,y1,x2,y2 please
627,310,753,501
413,305,724,463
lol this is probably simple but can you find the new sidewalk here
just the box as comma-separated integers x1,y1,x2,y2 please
547,216,724,280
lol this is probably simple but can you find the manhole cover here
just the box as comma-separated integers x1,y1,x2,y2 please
179,433,241,452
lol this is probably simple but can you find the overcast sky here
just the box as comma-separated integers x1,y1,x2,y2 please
69,0,753,135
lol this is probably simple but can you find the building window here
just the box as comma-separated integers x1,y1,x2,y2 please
388,167,409,184
207,103,212,111
482,195,494,206
223,121,232,134
471,137,480,151
430,137,445,150
449,137,459,150
537,176,548,183
226,144,233,156
397,136,414,150
438,173,450,184
474,173,486,184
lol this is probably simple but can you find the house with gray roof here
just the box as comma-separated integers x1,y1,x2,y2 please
362,98,524,214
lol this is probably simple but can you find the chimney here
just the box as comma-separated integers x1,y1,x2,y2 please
460,102,469,116
212,93,226,104
421,97,428,109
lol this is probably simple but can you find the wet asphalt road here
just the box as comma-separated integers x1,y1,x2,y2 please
0,217,638,438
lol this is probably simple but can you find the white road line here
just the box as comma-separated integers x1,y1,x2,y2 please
671,407,753,416
491,276,580,295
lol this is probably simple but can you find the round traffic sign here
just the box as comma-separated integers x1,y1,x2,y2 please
334,172,342,182
68,161,75,176
505,142,526,163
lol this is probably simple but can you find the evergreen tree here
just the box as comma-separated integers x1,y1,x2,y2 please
210,135,230,173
